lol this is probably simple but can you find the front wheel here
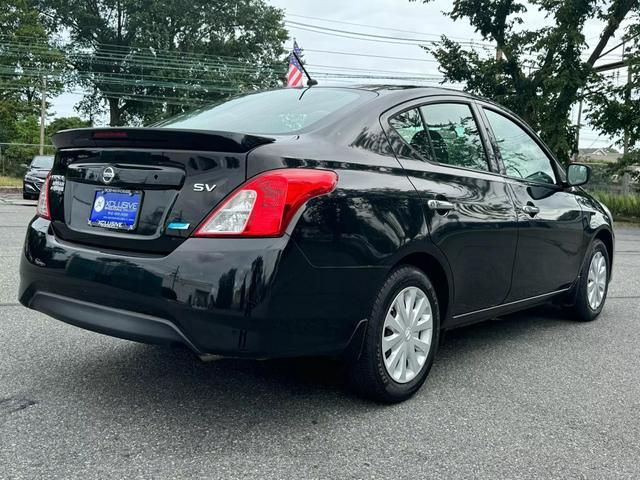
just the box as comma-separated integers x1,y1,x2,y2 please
567,239,610,322
347,266,440,403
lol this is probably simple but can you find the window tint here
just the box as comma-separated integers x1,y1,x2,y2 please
155,88,370,135
389,108,432,160
484,109,557,185
419,103,489,171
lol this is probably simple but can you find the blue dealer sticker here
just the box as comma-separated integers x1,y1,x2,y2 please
88,190,142,231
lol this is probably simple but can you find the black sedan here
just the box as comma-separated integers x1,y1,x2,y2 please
22,155,54,199
19,86,614,402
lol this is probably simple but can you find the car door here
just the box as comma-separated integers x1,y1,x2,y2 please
479,105,585,300
383,97,519,316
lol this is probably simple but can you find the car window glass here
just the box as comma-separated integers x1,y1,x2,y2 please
30,156,54,169
389,108,432,160
419,103,489,172
155,88,371,135
484,109,557,184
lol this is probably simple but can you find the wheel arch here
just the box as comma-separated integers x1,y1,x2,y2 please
393,251,453,326
594,227,614,280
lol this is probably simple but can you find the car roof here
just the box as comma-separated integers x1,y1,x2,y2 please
325,84,521,123
309,84,488,107
349,84,462,94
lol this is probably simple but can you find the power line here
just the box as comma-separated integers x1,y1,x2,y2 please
308,63,442,77
286,23,438,46
285,20,494,47
285,13,495,47
304,48,438,63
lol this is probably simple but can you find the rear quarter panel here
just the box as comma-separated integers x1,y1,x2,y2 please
246,133,448,325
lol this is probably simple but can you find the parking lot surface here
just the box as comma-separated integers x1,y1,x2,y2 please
1,193,639,479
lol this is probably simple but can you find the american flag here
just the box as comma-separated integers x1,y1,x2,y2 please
287,41,304,88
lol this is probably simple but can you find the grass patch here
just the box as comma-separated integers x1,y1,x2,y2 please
0,176,22,187
591,191,640,221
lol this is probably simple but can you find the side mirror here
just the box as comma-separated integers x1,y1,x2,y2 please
21,163,30,169
567,163,591,187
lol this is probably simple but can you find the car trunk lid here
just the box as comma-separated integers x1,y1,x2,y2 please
48,128,274,254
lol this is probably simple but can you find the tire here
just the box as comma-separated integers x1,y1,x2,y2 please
347,265,440,403
567,239,610,322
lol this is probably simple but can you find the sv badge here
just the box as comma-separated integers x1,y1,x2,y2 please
193,183,217,192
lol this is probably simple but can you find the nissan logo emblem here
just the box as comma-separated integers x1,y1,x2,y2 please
102,166,115,184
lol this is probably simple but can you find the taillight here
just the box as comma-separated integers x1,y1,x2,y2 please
36,173,51,220
194,168,338,237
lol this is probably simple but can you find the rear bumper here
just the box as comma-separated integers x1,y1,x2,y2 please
19,217,382,358
27,292,202,351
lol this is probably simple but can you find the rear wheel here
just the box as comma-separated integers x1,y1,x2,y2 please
567,239,609,322
348,266,440,403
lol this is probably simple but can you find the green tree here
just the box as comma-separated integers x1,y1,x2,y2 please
0,0,64,175
0,0,64,114
36,0,289,126
1,115,43,176
587,17,640,155
46,116,92,139
411,0,637,163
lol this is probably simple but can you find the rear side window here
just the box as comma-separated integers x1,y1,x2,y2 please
484,109,557,185
389,103,489,172
389,108,431,160
155,88,370,135
419,103,489,172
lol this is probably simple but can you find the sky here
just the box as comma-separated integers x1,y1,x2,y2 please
52,0,630,149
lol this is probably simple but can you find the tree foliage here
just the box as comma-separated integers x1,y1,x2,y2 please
0,0,65,115
412,0,637,164
46,116,91,137
587,14,640,154
35,0,289,126
0,0,64,174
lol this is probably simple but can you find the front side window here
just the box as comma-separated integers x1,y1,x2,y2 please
484,109,557,185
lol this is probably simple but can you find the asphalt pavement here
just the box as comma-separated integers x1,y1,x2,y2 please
1,192,639,479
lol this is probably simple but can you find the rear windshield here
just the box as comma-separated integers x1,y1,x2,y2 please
30,156,54,169
155,88,371,135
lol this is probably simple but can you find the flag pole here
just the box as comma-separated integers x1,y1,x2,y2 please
292,50,318,87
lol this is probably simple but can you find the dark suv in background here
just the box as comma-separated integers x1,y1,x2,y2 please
19,86,614,402
23,155,54,200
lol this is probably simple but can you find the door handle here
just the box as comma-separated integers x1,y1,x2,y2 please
521,204,540,216
427,199,456,212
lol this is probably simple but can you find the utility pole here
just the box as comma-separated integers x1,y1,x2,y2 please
574,91,584,162
624,57,632,156
39,76,47,156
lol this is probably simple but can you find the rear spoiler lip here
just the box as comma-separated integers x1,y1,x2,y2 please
51,127,275,153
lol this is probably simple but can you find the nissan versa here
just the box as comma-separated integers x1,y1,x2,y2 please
19,86,614,402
